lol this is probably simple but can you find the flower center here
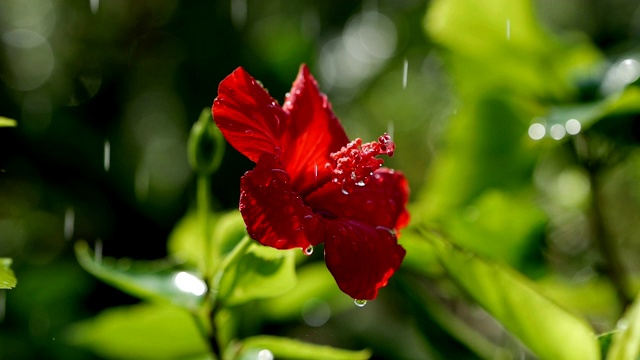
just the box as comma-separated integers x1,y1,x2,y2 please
328,134,395,194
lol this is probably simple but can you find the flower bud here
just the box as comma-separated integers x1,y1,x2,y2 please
188,108,224,174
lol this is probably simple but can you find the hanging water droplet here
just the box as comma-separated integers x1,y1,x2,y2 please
304,245,314,256
354,299,367,307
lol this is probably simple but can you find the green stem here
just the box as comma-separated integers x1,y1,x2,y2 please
587,166,632,309
197,174,215,277
207,234,252,359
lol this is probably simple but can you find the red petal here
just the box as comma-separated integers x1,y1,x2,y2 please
280,65,350,196
213,67,286,163
240,153,324,250
305,168,410,232
324,219,406,300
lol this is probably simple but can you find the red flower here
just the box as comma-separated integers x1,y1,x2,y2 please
212,64,409,301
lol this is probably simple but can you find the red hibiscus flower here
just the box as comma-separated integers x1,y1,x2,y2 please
212,64,409,301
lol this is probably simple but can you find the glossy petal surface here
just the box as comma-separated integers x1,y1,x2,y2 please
213,67,285,163
240,153,325,250
280,65,349,196
306,168,410,232
324,219,406,300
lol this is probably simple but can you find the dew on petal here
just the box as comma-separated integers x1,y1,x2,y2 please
304,245,314,255
354,299,367,307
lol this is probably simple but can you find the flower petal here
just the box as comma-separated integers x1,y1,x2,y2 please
305,168,410,232
213,67,286,163
323,219,406,300
240,153,325,250
280,65,350,196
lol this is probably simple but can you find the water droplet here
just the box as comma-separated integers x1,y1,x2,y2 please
244,129,254,135
304,245,314,255
355,180,366,187
341,187,350,195
402,59,408,89
103,139,111,172
354,299,367,307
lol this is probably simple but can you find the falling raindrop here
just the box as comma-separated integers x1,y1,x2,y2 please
506,19,511,40
304,245,314,256
95,239,103,264
64,206,75,240
103,139,110,172
354,299,367,307
173,271,207,296
90,0,99,14
402,58,408,89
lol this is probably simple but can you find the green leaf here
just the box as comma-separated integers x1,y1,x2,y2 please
238,336,370,360
75,241,205,310
425,0,599,99
0,117,17,127
67,303,209,360
168,210,247,275
445,191,546,271
599,332,616,359
260,262,346,321
219,242,297,306
0,258,17,289
607,292,640,360
427,233,600,360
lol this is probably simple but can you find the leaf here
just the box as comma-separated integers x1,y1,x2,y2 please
219,242,297,306
0,258,17,289
445,190,546,271
428,233,600,360
75,241,205,310
168,210,247,275
238,336,370,360
607,292,640,360
425,0,599,99
260,262,346,321
0,117,17,127
67,303,209,360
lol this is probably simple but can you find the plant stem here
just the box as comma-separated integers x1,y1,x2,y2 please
197,174,215,277
586,166,632,309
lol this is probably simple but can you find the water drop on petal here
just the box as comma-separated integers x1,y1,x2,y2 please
354,299,367,307
304,245,314,256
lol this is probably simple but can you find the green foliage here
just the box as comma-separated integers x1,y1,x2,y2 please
217,240,297,306
0,258,17,289
426,233,600,360
67,303,209,360
235,336,371,360
75,241,205,310
607,293,640,360
0,117,17,127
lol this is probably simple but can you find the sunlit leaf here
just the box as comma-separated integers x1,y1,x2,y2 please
425,0,599,99
168,210,246,275
445,190,546,271
599,332,616,359
427,233,600,360
260,262,346,321
238,336,370,360
67,303,209,360
0,117,17,127
75,241,205,310
219,242,296,306
0,258,17,289
607,292,640,360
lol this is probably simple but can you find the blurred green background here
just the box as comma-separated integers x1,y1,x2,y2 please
2,0,640,359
